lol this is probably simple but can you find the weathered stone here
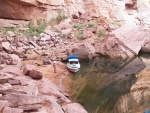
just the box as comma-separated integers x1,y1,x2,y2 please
9,54,21,65
45,96,64,113
2,42,12,53
38,78,70,102
18,104,42,112
8,79,20,85
23,64,37,76
94,35,135,59
108,23,120,31
13,48,25,58
0,41,3,52
83,29,93,39
3,107,23,113
29,41,39,48
0,89,26,95
16,42,24,47
61,28,72,35
0,83,12,90
0,100,9,112
7,31,15,37
72,13,79,19
44,29,55,37
0,65,4,70
43,57,51,65
1,65,22,76
112,25,150,55
2,93,45,107
29,69,43,79
57,53,68,61
23,64,43,79
125,3,137,10
62,102,88,113
0,79,8,84
69,43,96,61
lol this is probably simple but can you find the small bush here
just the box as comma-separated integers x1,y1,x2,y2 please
54,29,61,33
73,22,84,30
56,9,67,22
0,27,16,36
49,18,58,26
88,22,96,28
27,19,46,36
98,30,106,37
60,33,71,39
75,31,83,40
111,21,121,27
48,10,67,26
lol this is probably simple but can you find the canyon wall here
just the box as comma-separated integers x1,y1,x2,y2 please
0,0,150,30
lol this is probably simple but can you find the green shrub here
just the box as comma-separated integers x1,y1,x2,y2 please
0,27,16,36
111,21,121,27
48,10,67,26
98,30,106,37
60,34,71,39
0,19,47,37
49,18,58,26
27,19,46,36
56,9,67,22
75,31,83,40
88,22,96,28
73,22,84,29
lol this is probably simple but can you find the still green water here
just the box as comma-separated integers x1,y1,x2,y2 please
69,55,150,113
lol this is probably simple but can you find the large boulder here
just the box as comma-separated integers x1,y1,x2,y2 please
2,93,45,107
141,39,150,53
68,43,96,61
111,25,150,55
95,25,150,59
23,64,43,79
94,34,135,59
3,107,23,113
2,42,12,53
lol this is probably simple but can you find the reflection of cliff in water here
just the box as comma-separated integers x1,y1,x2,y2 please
70,56,148,113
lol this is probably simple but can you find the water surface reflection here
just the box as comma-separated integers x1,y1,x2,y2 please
70,55,150,113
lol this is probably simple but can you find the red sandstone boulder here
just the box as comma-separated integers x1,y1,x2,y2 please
2,42,12,53
68,43,96,61
83,29,93,39
2,93,45,107
94,25,150,59
112,25,150,55
23,64,43,79
94,34,135,59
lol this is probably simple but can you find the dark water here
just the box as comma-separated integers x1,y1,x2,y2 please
69,54,150,113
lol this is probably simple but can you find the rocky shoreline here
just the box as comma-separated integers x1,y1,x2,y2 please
0,0,150,112
0,17,150,113
0,34,88,113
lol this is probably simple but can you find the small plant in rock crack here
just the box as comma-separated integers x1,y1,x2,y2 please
98,29,106,37
88,22,96,28
73,22,84,30
75,31,83,40
27,19,47,36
